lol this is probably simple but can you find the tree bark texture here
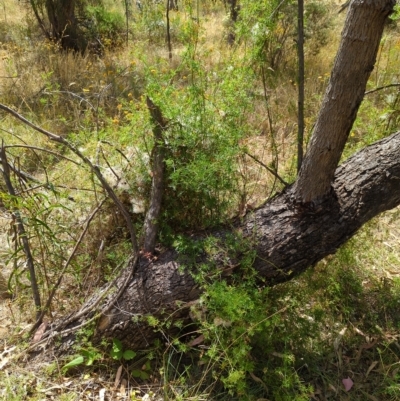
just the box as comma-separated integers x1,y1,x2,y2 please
45,0,85,51
53,131,400,352
143,98,168,254
294,0,395,202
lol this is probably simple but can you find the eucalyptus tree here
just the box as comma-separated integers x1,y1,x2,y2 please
26,0,399,352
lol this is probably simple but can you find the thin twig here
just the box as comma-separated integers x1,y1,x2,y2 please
244,150,289,187
0,143,42,320
365,83,400,95
0,159,40,184
28,254,139,352
29,199,107,335
5,144,81,165
0,102,138,254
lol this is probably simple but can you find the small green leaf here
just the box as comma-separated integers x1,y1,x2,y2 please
63,356,84,370
112,338,123,351
140,371,150,380
123,349,136,360
111,349,123,360
111,338,124,360
81,350,97,366
131,369,142,378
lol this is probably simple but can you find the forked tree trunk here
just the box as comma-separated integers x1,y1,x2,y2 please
293,0,395,202
44,0,398,353
54,132,400,352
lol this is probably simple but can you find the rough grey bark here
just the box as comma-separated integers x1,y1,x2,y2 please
49,131,400,352
143,97,168,254
297,0,305,172
293,0,395,202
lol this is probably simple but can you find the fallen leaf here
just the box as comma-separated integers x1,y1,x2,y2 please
32,322,48,343
188,334,204,347
366,361,379,377
114,364,123,388
342,377,353,391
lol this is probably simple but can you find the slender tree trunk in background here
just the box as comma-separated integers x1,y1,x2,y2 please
37,0,398,353
227,0,240,45
29,0,51,41
297,0,305,173
166,0,173,60
168,0,178,11
293,0,395,202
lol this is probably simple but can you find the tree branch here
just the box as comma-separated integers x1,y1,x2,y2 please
293,0,395,202
243,151,289,186
0,103,139,254
365,83,400,95
0,143,42,320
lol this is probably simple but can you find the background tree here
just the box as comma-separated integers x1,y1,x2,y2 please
29,0,125,51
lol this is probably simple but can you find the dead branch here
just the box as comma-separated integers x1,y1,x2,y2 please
0,142,42,320
0,102,138,254
143,97,168,254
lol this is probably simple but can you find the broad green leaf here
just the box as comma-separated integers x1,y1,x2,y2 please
63,356,84,370
123,350,136,360
131,369,142,378
140,371,150,380
111,338,123,360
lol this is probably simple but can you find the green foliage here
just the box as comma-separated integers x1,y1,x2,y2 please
3,1,400,399
110,338,137,361
84,5,125,48
62,346,102,372
197,275,316,399
62,355,85,370
123,46,257,233
236,0,332,77
132,0,166,42
163,220,400,400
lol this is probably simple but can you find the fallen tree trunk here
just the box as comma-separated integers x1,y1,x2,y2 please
52,131,400,352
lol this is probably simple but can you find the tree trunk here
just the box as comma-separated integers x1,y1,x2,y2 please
45,0,85,51
293,0,395,202
227,0,240,45
43,0,399,353
52,131,400,352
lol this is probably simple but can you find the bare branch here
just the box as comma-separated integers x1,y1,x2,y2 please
5,144,81,165
0,143,42,320
29,198,107,334
0,102,138,254
365,83,400,95
244,151,289,187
